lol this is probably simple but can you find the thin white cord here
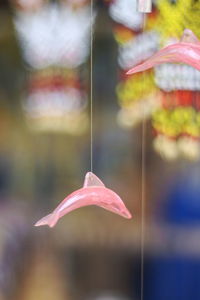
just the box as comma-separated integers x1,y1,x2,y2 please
90,0,94,172
141,13,146,300
141,103,146,300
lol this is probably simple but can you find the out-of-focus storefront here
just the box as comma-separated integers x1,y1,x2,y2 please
1,1,200,300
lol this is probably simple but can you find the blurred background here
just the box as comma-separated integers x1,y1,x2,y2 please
1,0,200,299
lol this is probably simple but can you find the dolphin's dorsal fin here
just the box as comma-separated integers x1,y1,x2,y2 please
83,172,105,187
180,29,200,44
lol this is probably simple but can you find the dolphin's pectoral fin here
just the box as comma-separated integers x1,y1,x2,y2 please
83,172,105,188
97,201,132,219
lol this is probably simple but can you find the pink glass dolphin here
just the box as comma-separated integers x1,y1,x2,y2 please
35,172,132,228
126,29,200,75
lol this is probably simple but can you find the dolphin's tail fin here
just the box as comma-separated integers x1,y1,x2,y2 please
34,212,59,228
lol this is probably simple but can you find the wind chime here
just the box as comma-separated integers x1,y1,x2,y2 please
13,0,91,134
112,0,200,161
128,27,200,161
107,0,159,129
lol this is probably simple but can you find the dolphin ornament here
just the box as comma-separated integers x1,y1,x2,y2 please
126,29,200,75
35,172,132,228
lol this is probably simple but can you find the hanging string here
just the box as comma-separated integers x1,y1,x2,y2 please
140,93,146,300
90,0,94,172
140,13,147,300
